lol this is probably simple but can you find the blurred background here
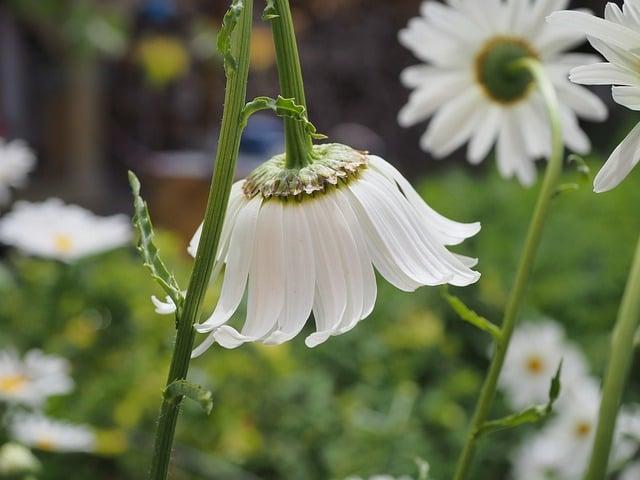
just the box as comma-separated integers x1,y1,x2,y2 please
0,0,639,479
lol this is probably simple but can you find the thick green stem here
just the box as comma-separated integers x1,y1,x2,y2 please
583,237,640,480
147,2,253,479
270,0,314,169
452,59,565,480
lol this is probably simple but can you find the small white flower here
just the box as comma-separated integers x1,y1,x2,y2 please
548,2,640,192
0,443,40,475
151,295,177,315
398,0,607,186
0,349,74,407
190,144,480,354
621,461,640,480
0,199,132,262
498,321,588,409
9,414,96,453
0,139,36,206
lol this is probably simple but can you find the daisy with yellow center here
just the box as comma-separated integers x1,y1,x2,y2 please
9,414,96,454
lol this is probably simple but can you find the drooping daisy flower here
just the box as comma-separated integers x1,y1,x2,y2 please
0,199,132,262
548,2,640,192
9,414,96,453
398,0,607,186
189,144,480,353
0,349,74,407
498,320,588,409
0,139,36,206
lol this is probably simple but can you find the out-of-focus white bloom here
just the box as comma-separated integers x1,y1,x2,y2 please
0,443,40,475
548,2,640,192
621,461,640,480
498,321,588,409
190,144,480,354
0,349,74,407
398,0,607,186
151,295,177,315
345,476,413,480
0,139,36,206
9,414,96,453
616,405,640,468
0,199,132,262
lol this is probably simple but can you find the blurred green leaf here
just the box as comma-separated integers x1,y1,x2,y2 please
217,0,244,73
442,289,501,341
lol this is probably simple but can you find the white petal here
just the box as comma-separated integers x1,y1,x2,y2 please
191,332,217,358
467,106,502,165
594,122,640,192
570,63,639,86
151,295,176,315
559,106,591,154
497,113,537,186
613,85,640,110
559,84,609,121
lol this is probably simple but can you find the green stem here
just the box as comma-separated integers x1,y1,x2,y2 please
584,237,640,480
147,2,253,478
269,0,314,169
452,58,565,480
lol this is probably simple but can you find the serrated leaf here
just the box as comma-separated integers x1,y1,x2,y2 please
442,289,501,341
262,0,279,20
217,0,244,73
164,379,213,415
241,95,327,140
476,361,563,437
567,154,591,182
128,171,183,307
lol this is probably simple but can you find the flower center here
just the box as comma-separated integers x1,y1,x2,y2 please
475,37,538,104
575,421,592,438
35,437,55,451
53,233,74,254
0,374,28,393
524,355,545,375
243,143,368,200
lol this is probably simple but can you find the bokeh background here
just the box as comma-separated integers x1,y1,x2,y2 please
0,0,639,479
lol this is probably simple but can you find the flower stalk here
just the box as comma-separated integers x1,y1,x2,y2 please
452,58,565,480
147,1,253,478
584,237,640,480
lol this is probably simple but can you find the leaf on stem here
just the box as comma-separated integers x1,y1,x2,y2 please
476,361,563,437
128,171,183,308
164,379,213,415
217,0,244,73
262,0,279,20
241,95,328,140
442,288,501,341
555,155,592,196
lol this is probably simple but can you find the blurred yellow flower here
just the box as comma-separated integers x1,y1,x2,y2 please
136,35,190,88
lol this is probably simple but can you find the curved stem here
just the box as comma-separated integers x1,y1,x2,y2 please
584,237,640,480
270,0,314,169
452,58,564,480
147,2,253,478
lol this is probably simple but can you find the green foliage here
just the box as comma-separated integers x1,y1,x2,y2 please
217,0,245,73
441,288,501,341
165,380,213,415
262,0,279,21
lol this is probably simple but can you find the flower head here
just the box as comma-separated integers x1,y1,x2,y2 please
398,0,607,186
0,139,36,205
190,144,480,353
9,414,96,453
0,349,74,407
498,320,588,409
548,2,640,192
0,443,40,476
0,199,132,262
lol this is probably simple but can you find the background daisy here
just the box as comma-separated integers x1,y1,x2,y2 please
9,414,96,453
0,139,36,206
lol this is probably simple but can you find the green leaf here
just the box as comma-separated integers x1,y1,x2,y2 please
217,0,244,73
164,380,213,415
128,171,183,307
476,361,563,437
567,154,591,182
241,95,327,140
442,289,501,341
262,0,279,20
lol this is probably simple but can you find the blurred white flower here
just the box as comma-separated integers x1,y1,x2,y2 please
345,476,413,480
621,461,640,480
0,349,74,407
9,414,96,453
190,144,480,354
151,295,177,315
617,404,640,467
398,0,607,186
548,2,640,192
0,442,40,476
0,139,36,206
0,199,132,262
498,321,588,409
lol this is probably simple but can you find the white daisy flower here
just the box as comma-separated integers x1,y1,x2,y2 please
398,0,607,186
151,295,177,315
190,144,480,354
0,139,36,206
0,349,74,407
548,2,640,192
9,414,96,453
0,199,132,262
0,443,40,476
498,320,588,409
621,461,640,480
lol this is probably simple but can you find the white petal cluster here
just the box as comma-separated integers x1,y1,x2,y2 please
498,320,588,409
0,199,132,262
548,1,640,192
399,0,607,186
0,349,74,407
9,414,96,453
189,147,480,354
0,442,40,476
0,139,36,206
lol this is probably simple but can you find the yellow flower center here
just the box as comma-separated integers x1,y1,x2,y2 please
35,437,56,451
575,421,592,438
0,374,28,393
53,233,74,254
525,355,545,375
